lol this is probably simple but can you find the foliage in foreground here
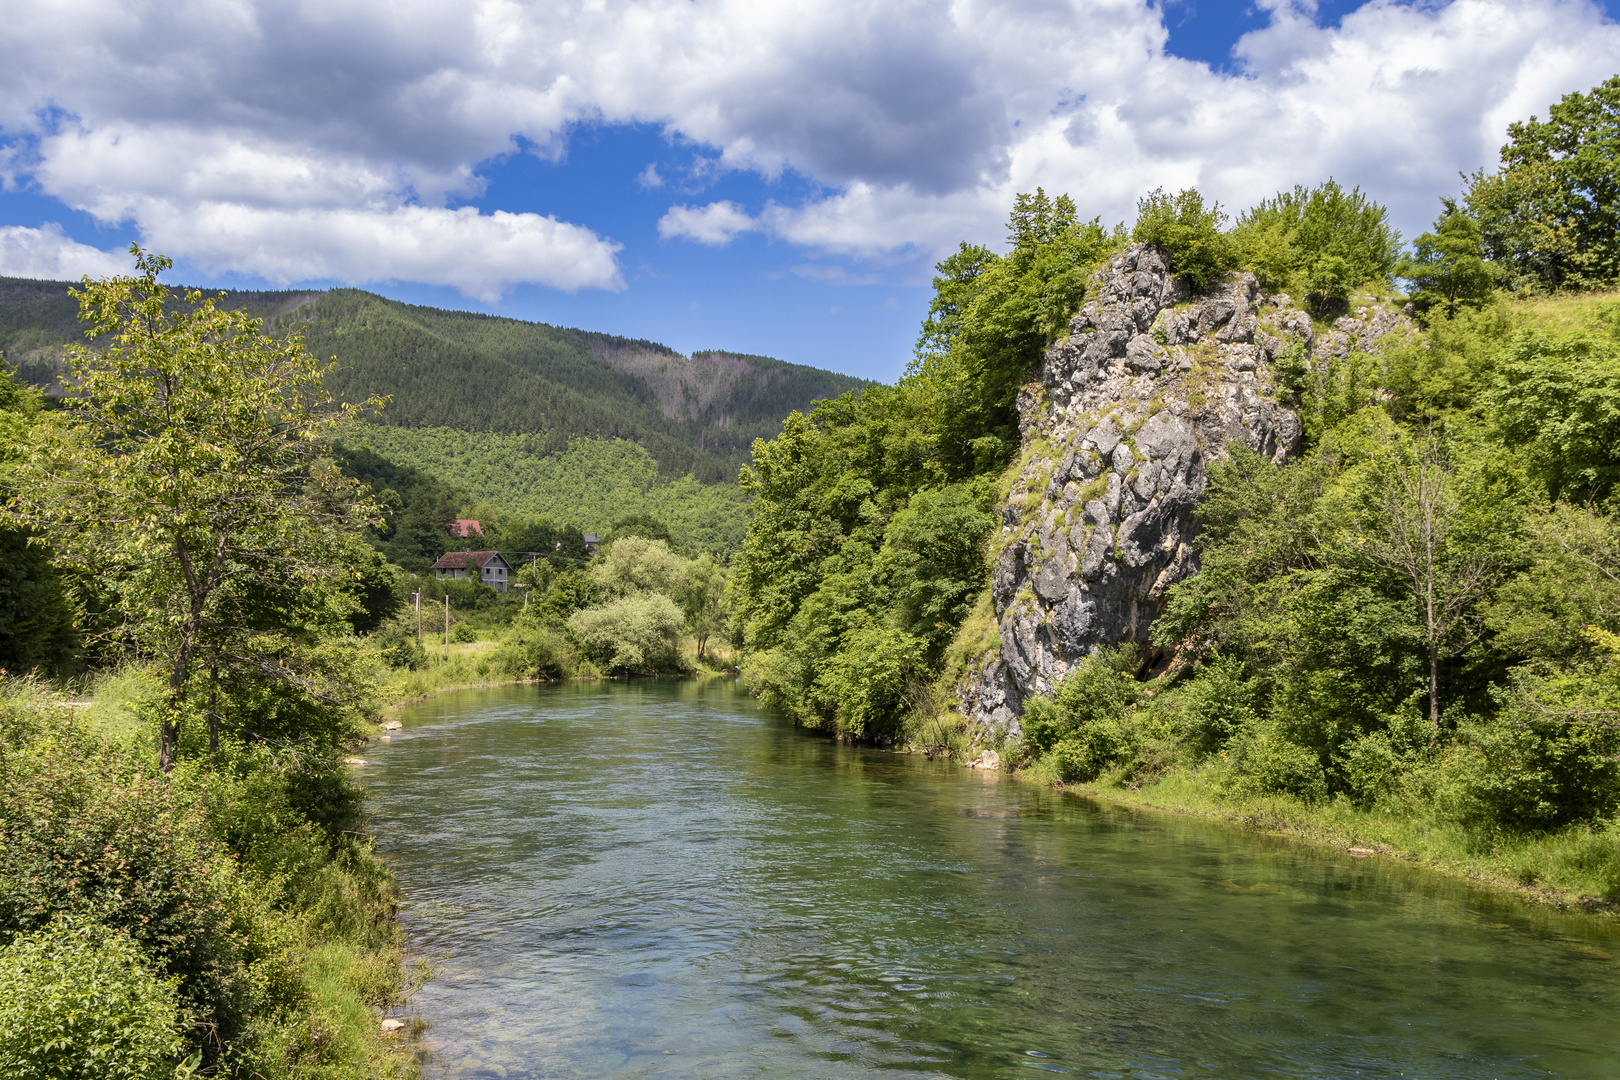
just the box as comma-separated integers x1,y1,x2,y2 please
0,681,416,1079
0,254,420,1078
0,918,188,1080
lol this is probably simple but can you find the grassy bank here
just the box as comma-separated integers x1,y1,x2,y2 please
0,672,427,1080
891,695,1620,913
1034,768,1620,914
373,635,738,717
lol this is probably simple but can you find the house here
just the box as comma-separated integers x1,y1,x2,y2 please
431,550,512,592
446,519,484,539
583,534,601,555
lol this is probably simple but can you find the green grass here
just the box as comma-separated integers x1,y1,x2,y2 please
375,642,586,713
1509,287,1620,333
1038,766,1620,912
74,667,159,742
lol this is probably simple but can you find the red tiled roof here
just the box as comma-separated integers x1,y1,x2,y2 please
446,519,484,538
431,550,499,571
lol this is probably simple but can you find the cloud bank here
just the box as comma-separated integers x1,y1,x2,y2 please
0,223,128,280
2,0,1616,288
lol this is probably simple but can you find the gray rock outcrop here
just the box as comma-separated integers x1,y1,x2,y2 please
957,244,1413,739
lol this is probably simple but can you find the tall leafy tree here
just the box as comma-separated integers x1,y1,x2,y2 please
1465,75,1620,290
1397,200,1496,318
0,368,77,674
1335,424,1512,734
1132,187,1235,289
8,249,381,769
1487,321,1620,503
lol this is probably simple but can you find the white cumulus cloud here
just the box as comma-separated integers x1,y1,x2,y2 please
0,224,131,281
657,202,760,246
0,0,1616,284
143,203,623,301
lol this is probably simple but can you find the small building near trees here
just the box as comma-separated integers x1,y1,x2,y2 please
431,550,513,592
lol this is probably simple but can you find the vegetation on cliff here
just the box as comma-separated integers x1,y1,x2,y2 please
734,76,1620,905
734,192,1111,734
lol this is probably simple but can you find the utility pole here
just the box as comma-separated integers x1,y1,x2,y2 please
414,589,422,645
444,594,450,660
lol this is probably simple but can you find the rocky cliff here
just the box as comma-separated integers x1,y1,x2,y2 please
959,243,1413,738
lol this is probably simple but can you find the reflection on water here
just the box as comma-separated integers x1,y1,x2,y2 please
365,680,1620,1079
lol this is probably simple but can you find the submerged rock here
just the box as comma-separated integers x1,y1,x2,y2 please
958,244,1414,740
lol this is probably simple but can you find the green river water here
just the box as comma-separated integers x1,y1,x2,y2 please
365,680,1620,1079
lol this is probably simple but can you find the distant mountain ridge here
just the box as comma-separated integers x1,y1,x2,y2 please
0,276,871,483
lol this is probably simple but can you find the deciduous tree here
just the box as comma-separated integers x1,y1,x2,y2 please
8,249,380,769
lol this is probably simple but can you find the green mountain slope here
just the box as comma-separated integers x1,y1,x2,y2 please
348,428,753,555
0,276,870,484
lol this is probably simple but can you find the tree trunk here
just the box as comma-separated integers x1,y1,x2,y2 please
207,663,218,762
1429,643,1441,741
161,640,195,774
159,716,178,773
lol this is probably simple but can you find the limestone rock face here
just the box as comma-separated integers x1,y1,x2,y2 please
958,245,1411,738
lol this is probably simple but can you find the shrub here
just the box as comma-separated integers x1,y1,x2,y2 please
1020,645,1142,757
1337,731,1410,808
0,918,188,1080
493,624,579,680
1443,713,1620,831
373,623,427,670
1178,653,1259,755
1216,721,1329,802
1132,188,1235,289
567,592,686,673
450,621,478,643
443,577,498,612
821,626,925,739
1231,180,1402,306
1048,715,1142,782
0,710,256,1048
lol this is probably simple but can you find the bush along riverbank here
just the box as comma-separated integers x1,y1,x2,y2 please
981,644,1620,914
372,532,736,694
0,674,426,1079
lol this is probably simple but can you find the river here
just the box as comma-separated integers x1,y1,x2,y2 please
364,680,1620,1079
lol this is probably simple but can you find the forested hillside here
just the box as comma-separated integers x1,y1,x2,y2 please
0,278,868,483
349,427,751,555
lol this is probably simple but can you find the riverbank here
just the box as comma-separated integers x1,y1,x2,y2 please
0,672,427,1079
982,757,1620,915
371,636,737,721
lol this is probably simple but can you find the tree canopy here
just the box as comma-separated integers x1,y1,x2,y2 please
1465,75,1620,291
7,249,381,767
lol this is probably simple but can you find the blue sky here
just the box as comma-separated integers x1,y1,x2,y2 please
1,0,1617,384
